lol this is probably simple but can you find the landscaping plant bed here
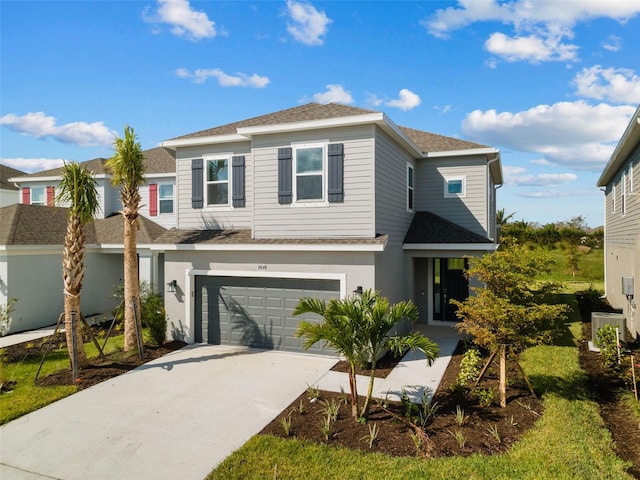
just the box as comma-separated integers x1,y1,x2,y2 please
261,342,544,458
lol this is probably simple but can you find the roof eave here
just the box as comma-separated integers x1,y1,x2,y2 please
162,134,250,149
403,243,497,251
151,241,387,252
597,106,640,187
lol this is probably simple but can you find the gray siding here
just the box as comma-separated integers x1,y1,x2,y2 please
374,128,416,247
603,144,640,339
176,142,253,230
253,126,375,239
414,156,489,237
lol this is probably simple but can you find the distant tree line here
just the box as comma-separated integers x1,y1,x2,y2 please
497,210,603,249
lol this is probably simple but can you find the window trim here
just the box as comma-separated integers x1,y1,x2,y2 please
292,142,327,206
407,163,414,212
612,183,616,213
158,183,174,215
444,176,466,198
621,171,626,216
203,155,232,208
629,164,634,194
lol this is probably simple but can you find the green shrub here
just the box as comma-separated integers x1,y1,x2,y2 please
595,324,619,371
455,348,482,387
142,293,167,346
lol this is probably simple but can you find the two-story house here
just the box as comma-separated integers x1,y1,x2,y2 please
0,148,175,334
597,103,639,341
155,103,502,353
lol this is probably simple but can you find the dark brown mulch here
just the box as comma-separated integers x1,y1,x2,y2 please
578,322,640,478
261,341,544,458
2,328,186,391
330,349,404,378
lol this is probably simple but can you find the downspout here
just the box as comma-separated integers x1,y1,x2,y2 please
599,187,608,301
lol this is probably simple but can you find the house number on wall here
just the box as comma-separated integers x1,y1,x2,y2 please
258,265,268,270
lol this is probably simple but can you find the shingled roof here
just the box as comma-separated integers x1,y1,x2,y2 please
404,211,493,245
154,227,387,247
15,147,175,179
167,102,488,155
0,164,26,191
0,204,166,246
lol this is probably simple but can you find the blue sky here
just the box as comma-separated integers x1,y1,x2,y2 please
2,1,639,227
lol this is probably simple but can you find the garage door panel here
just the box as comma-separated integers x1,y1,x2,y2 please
195,276,339,353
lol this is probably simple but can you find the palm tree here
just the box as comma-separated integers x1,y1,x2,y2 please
56,162,99,374
106,125,145,352
295,290,438,421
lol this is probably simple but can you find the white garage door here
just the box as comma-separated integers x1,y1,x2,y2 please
195,276,340,354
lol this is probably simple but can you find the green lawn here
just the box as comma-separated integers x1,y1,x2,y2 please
207,295,633,480
0,331,136,425
541,247,604,285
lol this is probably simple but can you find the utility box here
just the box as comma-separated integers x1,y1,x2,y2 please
622,276,634,296
592,312,626,344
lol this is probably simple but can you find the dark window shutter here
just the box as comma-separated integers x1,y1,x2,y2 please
278,147,292,204
22,188,30,205
149,183,158,216
46,186,55,207
328,143,344,203
232,156,246,208
192,159,204,209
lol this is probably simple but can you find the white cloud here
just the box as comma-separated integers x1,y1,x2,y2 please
176,68,270,87
485,32,578,63
423,0,640,64
0,112,116,147
365,93,384,107
385,89,421,111
143,0,216,41
312,84,353,104
461,101,636,169
286,0,331,46
1,157,66,174
573,66,640,104
602,34,622,52
504,170,577,187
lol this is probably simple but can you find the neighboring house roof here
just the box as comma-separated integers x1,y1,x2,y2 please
0,165,26,191
10,148,175,181
0,204,166,246
597,104,640,186
153,228,388,248
403,211,493,245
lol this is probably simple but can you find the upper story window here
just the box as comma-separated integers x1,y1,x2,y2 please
621,172,626,216
31,187,46,205
206,157,230,206
407,164,414,211
158,184,174,214
612,183,616,213
444,176,466,198
294,145,325,202
629,164,634,194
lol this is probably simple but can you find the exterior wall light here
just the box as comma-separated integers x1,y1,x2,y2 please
167,280,177,293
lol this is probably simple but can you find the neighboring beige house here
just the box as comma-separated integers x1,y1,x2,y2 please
0,164,25,207
156,103,502,351
597,104,640,341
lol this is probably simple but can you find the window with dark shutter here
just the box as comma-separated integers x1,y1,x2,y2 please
192,159,203,209
327,143,344,203
232,156,246,208
149,183,158,216
278,147,292,204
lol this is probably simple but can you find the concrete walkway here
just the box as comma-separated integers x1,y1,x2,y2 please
0,326,458,480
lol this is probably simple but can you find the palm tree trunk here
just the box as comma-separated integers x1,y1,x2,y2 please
123,186,142,352
62,215,87,369
348,364,360,419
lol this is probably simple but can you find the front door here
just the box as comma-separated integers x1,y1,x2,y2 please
433,258,468,322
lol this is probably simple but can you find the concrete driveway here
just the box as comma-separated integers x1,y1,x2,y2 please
0,344,338,480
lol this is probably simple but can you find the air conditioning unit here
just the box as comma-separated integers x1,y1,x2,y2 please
591,312,626,344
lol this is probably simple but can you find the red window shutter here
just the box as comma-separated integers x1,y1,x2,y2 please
149,183,158,216
22,188,31,204
47,186,55,206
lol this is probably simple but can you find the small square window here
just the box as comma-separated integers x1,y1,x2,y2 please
444,177,466,197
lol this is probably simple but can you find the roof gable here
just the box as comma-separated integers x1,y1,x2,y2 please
0,164,26,190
